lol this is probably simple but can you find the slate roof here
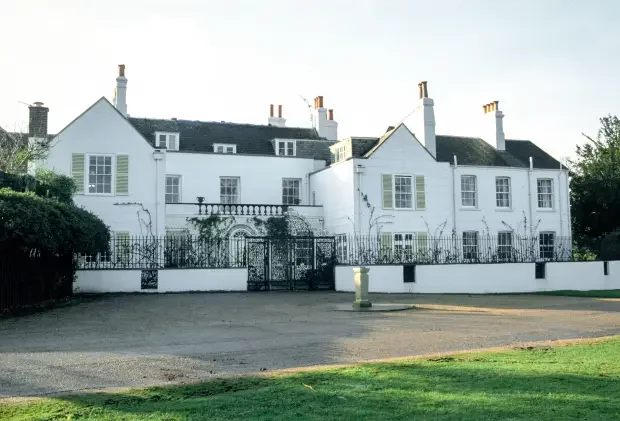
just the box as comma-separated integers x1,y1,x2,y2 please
505,139,562,170
128,117,334,160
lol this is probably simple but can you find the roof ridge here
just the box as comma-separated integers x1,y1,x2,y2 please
127,116,316,131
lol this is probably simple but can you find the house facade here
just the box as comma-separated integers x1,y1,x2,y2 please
37,66,569,262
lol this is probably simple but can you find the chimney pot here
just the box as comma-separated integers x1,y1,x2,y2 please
317,96,324,108
278,104,282,118
171,117,177,121
421,81,428,98
328,109,334,121
494,100,499,110
269,104,274,117
118,64,125,77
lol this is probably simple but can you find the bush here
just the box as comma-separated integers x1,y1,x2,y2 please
0,188,110,255
600,232,620,261
34,168,76,203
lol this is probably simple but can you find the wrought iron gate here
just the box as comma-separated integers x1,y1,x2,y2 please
246,236,336,291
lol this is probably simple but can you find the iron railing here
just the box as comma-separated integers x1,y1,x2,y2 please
76,236,248,269
334,234,579,265
1,248,74,313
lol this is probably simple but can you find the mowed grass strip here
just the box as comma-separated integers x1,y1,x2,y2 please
534,290,620,298
2,337,620,421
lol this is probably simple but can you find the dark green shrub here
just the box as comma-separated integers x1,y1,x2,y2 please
34,168,76,203
600,232,620,261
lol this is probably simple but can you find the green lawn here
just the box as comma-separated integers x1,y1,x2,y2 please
535,289,620,298
2,338,620,421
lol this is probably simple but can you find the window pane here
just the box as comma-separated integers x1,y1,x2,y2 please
462,231,479,260
461,175,477,207
88,155,113,195
220,177,239,204
539,232,555,259
282,179,301,205
394,176,412,209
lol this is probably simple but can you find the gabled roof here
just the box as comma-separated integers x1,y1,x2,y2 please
505,139,562,170
127,117,334,160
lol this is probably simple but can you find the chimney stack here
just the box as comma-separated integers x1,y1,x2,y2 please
113,64,128,117
268,104,286,127
482,100,505,150
28,102,49,140
312,95,338,140
414,81,436,157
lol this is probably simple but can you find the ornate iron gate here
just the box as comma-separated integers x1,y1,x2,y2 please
247,236,335,291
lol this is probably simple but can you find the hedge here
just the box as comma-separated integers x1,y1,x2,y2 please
0,188,110,255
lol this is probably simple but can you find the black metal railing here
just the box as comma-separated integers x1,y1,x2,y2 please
1,248,74,313
334,234,579,266
76,236,248,269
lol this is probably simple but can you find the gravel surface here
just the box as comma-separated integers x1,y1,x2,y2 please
1,292,619,398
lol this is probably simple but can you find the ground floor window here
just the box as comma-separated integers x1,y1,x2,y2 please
462,231,479,261
539,232,555,259
497,231,513,260
336,234,348,263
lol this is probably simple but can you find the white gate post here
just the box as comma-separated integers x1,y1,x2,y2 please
352,267,371,308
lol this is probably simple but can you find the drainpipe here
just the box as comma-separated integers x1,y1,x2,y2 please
565,168,572,238
558,163,563,238
355,163,364,235
452,155,458,234
527,157,534,237
153,150,165,236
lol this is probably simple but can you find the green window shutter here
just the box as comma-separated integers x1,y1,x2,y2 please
415,175,426,209
115,231,131,265
416,232,429,262
116,155,129,195
71,153,85,194
381,174,393,209
380,232,393,260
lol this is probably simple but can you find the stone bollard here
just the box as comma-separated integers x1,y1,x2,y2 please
352,267,372,308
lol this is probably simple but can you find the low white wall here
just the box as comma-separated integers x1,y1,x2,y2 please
335,261,620,294
75,268,248,293
335,265,404,293
158,269,247,292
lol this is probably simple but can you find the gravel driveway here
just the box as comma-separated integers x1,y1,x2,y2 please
1,292,619,398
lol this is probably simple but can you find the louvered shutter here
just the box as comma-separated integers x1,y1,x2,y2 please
71,153,85,194
416,232,429,261
415,175,426,209
115,231,131,265
381,174,393,209
116,155,129,195
380,232,393,261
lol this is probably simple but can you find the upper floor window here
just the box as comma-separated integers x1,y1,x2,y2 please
155,132,179,151
381,174,426,210
461,175,477,207
537,179,553,208
213,143,236,154
333,144,346,162
165,175,181,203
88,155,112,194
495,176,511,208
276,140,295,156
282,178,301,205
220,177,239,204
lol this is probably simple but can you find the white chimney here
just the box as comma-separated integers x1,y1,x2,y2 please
416,81,436,157
312,96,338,140
482,101,505,150
113,64,128,117
268,104,286,127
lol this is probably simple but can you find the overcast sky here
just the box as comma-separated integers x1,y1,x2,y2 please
2,0,618,161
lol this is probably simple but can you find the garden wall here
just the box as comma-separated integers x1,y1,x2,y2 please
335,261,620,294
75,268,248,293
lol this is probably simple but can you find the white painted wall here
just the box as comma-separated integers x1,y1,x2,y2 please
75,268,249,293
43,98,164,236
335,261,620,294
158,268,247,292
310,160,355,234
165,152,323,206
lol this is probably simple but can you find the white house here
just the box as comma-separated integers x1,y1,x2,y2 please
37,66,569,264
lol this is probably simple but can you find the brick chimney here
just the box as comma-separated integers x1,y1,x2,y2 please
268,104,286,127
482,100,505,150
28,102,49,139
312,96,338,140
113,64,128,117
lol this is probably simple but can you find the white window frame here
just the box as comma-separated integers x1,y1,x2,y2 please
165,175,182,203
539,231,555,260
495,176,511,209
213,143,237,154
155,132,180,151
276,140,296,156
333,144,346,162
462,231,479,260
220,176,240,204
497,231,513,261
461,175,477,208
394,233,415,261
282,178,302,205
537,178,554,209
336,234,348,262
393,174,413,210
86,153,114,196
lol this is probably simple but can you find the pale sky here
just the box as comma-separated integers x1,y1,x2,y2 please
2,0,619,161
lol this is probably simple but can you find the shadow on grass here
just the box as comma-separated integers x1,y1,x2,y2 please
12,348,619,421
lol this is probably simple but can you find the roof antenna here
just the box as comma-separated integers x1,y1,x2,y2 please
299,95,315,129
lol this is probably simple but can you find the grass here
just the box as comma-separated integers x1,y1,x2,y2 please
534,289,620,298
2,338,620,421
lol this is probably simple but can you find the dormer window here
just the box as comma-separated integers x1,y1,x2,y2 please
329,140,351,163
276,140,295,156
213,143,237,154
155,132,179,151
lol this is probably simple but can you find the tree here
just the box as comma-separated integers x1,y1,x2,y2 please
570,115,620,247
0,125,52,174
